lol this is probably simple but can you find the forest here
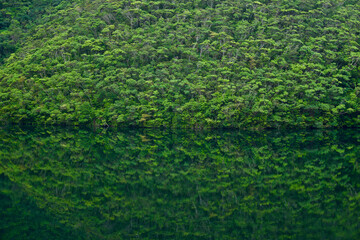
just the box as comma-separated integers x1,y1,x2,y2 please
0,0,360,128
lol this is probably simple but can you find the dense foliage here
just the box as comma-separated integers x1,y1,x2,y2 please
0,0,63,63
0,0,360,128
1,126,360,239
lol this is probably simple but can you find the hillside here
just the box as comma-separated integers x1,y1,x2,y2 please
0,0,360,128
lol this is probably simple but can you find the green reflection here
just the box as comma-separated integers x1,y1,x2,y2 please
0,126,359,239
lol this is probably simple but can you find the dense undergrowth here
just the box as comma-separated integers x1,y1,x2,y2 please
0,0,360,128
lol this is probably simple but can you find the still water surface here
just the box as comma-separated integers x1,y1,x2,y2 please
0,126,359,239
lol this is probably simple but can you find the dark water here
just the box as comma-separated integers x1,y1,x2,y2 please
0,126,359,240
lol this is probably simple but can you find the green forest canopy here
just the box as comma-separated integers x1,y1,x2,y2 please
0,0,359,128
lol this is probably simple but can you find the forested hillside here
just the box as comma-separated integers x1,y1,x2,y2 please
0,0,359,128
0,0,63,63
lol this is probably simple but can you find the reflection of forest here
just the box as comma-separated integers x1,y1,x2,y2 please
0,126,359,239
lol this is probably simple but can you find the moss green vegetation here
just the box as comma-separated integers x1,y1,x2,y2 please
0,0,360,128
1,127,360,239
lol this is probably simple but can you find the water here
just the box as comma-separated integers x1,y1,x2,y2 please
0,126,359,239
